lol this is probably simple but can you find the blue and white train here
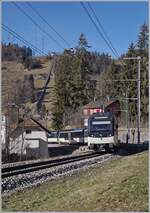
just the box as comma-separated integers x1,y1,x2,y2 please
48,128,88,144
87,112,118,151
47,112,118,151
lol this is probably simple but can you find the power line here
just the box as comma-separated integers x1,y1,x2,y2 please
87,2,125,67
87,2,120,59
2,24,46,56
81,2,125,67
26,2,71,48
2,24,47,56
12,2,65,50
80,2,119,58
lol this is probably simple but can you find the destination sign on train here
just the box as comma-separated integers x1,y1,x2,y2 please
92,121,111,124
94,117,108,119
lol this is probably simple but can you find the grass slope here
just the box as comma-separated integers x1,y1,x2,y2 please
2,58,54,112
2,151,148,212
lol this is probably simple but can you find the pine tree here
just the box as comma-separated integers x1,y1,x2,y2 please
121,42,138,123
51,51,74,129
52,34,92,129
137,23,148,122
76,33,92,102
137,23,148,51
120,23,148,124
78,33,90,49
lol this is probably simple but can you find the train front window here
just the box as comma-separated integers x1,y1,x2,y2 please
91,120,112,131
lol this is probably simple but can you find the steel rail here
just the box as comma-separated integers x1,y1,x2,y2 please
2,153,103,179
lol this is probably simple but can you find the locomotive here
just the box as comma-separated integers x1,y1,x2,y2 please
87,112,118,151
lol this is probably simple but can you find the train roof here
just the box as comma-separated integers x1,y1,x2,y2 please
59,128,84,133
89,112,114,119
48,128,85,136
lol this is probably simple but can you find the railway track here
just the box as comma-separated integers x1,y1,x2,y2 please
2,153,102,179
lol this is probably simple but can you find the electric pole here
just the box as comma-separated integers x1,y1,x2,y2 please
126,88,129,144
123,56,141,144
137,56,141,144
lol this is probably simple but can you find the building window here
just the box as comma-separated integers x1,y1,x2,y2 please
26,129,32,134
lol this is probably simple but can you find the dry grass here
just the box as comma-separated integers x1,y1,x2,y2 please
2,59,54,108
2,151,148,212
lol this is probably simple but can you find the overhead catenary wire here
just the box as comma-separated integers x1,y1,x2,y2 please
80,2,119,58
12,2,65,50
2,24,47,56
26,2,71,48
2,24,56,116
80,2,125,66
2,26,45,56
87,2,120,59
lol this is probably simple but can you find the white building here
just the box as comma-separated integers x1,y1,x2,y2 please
9,118,48,159
1,115,6,150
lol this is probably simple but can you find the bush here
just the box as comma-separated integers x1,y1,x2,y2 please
24,58,42,70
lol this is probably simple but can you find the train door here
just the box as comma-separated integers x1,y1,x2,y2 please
68,132,72,144
114,117,118,145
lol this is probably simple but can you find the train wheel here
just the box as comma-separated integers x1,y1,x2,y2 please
105,144,111,153
94,144,98,151
113,146,118,153
89,144,94,150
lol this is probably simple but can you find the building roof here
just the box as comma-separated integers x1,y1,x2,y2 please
20,118,42,130
10,118,46,139
105,99,120,107
83,100,103,109
83,98,119,109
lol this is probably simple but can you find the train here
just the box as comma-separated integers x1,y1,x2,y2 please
87,112,118,151
47,111,118,152
48,128,88,144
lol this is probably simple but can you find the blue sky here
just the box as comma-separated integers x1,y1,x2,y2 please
2,1,148,58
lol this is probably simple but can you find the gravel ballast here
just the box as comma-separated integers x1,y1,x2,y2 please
2,153,120,196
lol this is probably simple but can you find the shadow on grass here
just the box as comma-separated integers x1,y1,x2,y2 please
48,145,81,157
117,141,149,156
